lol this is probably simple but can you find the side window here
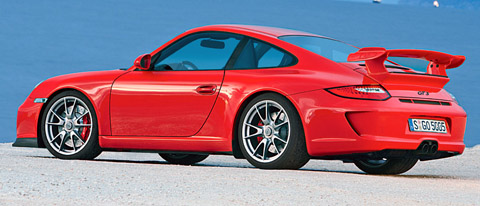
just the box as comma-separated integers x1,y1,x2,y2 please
153,33,242,71
233,39,294,69
279,36,357,63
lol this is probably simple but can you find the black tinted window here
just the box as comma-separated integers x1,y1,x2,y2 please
233,39,294,69
153,33,242,71
279,35,357,63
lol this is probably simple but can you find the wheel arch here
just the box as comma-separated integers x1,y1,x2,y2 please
231,90,306,159
36,87,97,148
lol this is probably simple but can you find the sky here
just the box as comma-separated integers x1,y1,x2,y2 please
1,0,479,146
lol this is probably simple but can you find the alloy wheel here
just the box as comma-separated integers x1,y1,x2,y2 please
44,96,93,155
241,100,290,163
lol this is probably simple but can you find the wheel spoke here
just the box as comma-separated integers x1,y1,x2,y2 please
58,132,67,151
265,101,270,122
274,120,288,129
70,132,77,151
273,109,284,124
253,139,266,156
273,135,287,144
47,121,63,126
72,131,85,145
63,98,68,116
254,105,266,124
69,98,77,118
49,109,64,122
50,131,65,143
74,111,90,122
245,123,262,131
262,140,271,160
271,140,280,154
244,132,262,139
244,123,262,139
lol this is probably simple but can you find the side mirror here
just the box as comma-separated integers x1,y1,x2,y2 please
133,54,152,70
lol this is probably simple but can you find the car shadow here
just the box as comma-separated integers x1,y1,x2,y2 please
29,155,460,179
299,168,459,179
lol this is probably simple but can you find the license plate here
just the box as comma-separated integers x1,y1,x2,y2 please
408,119,447,133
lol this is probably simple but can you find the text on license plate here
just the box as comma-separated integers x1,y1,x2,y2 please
408,119,447,134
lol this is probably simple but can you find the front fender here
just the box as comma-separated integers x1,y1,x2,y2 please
16,70,127,145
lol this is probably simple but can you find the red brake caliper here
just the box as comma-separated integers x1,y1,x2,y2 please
80,115,90,141
257,120,263,142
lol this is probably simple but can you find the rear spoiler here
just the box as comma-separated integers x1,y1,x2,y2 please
347,47,465,88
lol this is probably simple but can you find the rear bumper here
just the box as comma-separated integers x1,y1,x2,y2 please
290,90,466,157
310,135,465,155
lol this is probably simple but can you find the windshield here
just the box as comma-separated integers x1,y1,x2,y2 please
279,35,358,62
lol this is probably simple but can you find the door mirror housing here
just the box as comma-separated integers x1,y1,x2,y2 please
134,54,152,70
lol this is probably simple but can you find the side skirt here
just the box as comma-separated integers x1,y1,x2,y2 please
99,135,232,153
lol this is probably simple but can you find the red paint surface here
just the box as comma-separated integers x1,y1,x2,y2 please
110,70,224,137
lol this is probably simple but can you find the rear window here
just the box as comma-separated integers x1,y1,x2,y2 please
279,35,357,62
233,38,295,69
280,35,431,72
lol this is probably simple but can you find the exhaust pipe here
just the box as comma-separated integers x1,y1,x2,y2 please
429,144,438,154
417,141,439,155
421,144,430,154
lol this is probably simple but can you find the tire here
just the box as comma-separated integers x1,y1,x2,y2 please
41,90,102,159
354,158,418,175
159,153,209,165
238,93,310,169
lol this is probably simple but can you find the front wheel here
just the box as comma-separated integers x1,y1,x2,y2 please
41,91,102,159
238,93,310,169
354,158,418,175
159,153,209,165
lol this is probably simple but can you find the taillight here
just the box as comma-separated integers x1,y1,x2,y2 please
325,85,391,101
446,91,459,105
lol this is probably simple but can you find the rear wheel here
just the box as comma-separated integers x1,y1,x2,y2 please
41,91,102,159
238,93,310,169
159,153,209,165
354,158,418,175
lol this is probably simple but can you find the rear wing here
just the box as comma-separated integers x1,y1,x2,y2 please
347,47,465,88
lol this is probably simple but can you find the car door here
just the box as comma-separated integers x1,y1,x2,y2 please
110,32,243,137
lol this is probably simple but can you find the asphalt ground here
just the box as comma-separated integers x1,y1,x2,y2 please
1,143,479,205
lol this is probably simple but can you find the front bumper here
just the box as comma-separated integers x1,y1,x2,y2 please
13,138,38,147
15,96,44,147
290,90,466,157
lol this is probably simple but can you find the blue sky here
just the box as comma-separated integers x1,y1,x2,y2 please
1,0,479,146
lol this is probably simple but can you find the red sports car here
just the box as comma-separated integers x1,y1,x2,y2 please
15,25,466,174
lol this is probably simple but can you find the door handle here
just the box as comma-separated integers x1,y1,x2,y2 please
196,85,217,95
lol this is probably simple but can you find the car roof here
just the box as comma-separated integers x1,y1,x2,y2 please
189,24,325,38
